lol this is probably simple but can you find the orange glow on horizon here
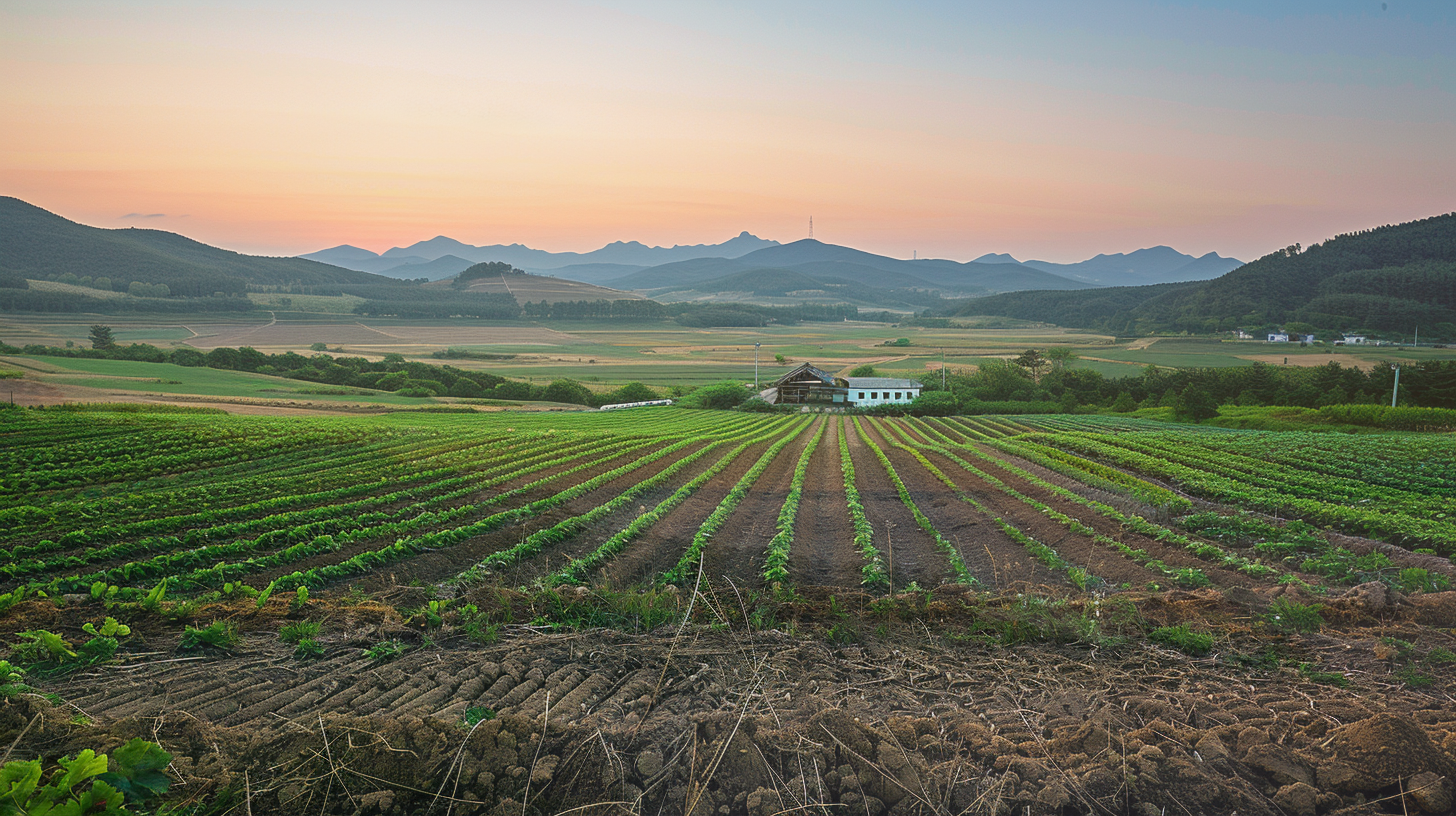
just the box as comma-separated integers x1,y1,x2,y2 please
3,2,1453,262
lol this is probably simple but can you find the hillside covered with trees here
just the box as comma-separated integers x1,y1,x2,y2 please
957,212,1456,338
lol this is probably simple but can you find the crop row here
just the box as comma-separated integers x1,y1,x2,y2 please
851,418,976,586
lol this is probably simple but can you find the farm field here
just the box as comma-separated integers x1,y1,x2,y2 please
3,405,1455,814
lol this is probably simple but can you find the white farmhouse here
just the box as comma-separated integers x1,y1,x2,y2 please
847,377,921,407
1267,333,1289,343
1343,335,1367,345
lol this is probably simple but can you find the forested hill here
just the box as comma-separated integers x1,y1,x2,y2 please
957,211,1456,337
0,197,393,297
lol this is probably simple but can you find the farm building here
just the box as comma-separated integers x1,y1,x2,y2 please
759,365,924,407
763,363,849,405
847,377,922,407
1267,333,1289,343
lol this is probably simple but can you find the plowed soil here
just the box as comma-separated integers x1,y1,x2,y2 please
7,584,1456,816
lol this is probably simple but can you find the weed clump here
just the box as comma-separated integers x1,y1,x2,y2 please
1149,624,1214,656
1264,597,1324,634
178,621,239,652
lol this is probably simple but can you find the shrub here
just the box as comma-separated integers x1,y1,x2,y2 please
682,381,753,410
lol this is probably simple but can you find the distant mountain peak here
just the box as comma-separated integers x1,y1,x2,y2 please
972,252,1021,265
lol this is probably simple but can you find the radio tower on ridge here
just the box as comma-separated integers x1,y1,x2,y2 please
809,216,813,240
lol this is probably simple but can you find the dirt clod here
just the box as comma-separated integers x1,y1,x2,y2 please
1326,712,1456,791
1274,782,1320,816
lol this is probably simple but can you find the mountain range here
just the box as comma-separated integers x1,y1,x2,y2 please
301,232,782,280
304,234,1242,288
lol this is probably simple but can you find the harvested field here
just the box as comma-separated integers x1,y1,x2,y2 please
2,406,1455,814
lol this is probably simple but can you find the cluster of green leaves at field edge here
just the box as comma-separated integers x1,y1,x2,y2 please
0,738,171,815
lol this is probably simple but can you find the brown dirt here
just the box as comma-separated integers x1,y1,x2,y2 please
787,419,864,590
596,438,775,590
698,419,819,590
8,586,1456,816
842,420,956,591
860,421,1066,591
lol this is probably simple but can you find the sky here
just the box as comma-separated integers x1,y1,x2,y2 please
2,0,1454,263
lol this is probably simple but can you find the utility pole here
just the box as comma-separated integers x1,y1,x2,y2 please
941,348,946,389
754,342,761,390
1392,364,1401,408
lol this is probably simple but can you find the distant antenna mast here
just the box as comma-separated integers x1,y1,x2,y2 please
809,216,813,240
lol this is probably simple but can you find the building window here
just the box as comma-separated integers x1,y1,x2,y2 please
871,392,878,399
895,392,902,399
858,392,865,399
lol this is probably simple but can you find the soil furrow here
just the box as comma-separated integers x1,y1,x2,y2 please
843,419,954,590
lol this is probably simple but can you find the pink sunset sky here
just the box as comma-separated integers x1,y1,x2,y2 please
3,1,1453,263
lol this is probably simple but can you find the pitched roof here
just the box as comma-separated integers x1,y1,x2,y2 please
774,362,841,387
846,377,921,389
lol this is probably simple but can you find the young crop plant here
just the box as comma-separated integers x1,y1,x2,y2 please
852,418,976,587
839,418,889,591
549,431,772,585
662,419,812,585
910,419,1277,579
178,621,239,652
0,738,172,815
362,640,407,663
763,418,827,584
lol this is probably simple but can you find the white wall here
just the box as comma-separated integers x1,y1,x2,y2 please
852,387,920,408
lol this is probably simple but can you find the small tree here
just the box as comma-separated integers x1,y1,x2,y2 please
1174,385,1220,422
848,364,877,377
1014,349,1050,384
1045,346,1077,371
88,325,116,350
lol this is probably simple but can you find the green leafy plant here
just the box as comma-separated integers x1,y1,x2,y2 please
0,738,170,815
292,638,324,660
462,706,495,727
0,661,32,699
77,617,132,664
254,579,277,610
89,582,119,606
1395,665,1433,688
278,620,320,644
1397,567,1451,594
362,640,406,663
1265,597,1324,634
138,579,167,613
289,586,309,612
221,582,258,600
178,621,238,652
1149,624,1214,656
98,738,172,805
1296,662,1349,687
12,629,76,667
1427,646,1456,664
